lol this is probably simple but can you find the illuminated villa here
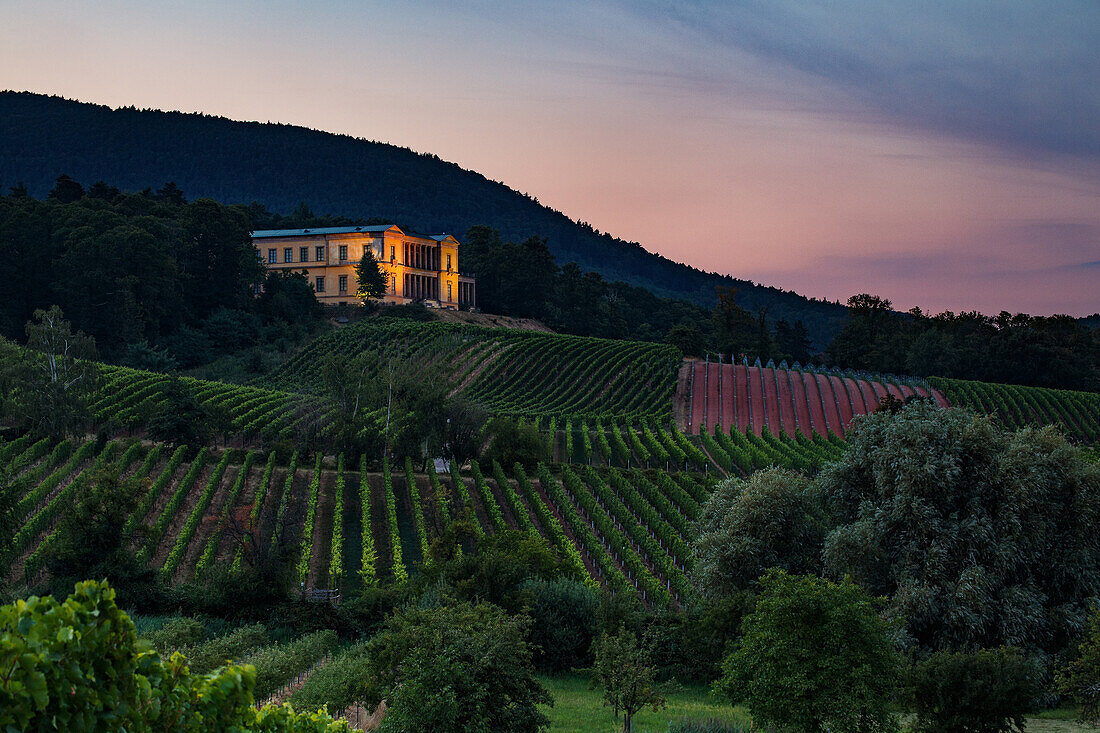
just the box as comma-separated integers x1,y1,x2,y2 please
252,225,476,308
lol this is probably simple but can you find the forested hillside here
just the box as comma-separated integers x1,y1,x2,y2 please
0,91,848,344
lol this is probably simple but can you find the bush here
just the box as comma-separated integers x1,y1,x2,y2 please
908,647,1041,733
482,418,549,471
521,577,599,672
718,569,899,733
178,622,270,674
1058,605,1100,724
143,616,206,653
376,302,433,321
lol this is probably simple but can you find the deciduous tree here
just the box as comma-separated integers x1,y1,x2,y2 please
822,401,1100,652
719,569,899,733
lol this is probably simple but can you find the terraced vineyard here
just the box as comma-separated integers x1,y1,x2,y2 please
929,377,1100,443
91,363,328,441
3,436,711,607
682,359,948,438
264,319,680,422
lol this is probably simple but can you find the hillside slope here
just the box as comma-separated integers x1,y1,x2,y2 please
0,91,848,344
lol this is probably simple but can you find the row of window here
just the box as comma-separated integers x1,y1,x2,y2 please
261,244,448,270
312,275,350,293
266,245,351,264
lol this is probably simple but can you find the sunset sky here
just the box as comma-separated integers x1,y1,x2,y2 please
2,1,1097,316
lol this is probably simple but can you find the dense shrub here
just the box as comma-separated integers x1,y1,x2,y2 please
521,577,599,672
177,622,270,675
143,616,206,653
907,647,1041,733
719,570,899,733
1058,605,1100,724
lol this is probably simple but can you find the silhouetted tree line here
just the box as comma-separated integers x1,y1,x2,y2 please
826,294,1100,391
0,91,849,346
0,177,322,368
462,226,816,363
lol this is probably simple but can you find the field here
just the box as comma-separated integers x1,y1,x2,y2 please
539,676,750,733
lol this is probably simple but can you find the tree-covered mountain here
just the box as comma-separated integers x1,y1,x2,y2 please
0,90,848,345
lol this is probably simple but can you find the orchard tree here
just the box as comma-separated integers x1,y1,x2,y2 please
591,629,666,733
693,468,827,598
719,569,900,733
822,400,1100,652
355,248,387,303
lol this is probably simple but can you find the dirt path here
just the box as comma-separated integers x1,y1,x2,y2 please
172,465,240,583
531,477,602,583
214,462,265,565
151,463,214,567
306,470,336,589
365,473,393,581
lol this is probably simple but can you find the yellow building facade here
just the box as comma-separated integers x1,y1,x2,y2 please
252,225,476,308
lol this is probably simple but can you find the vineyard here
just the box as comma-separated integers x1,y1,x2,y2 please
2,435,716,607
263,319,681,422
92,363,326,441
681,358,949,438
928,376,1100,443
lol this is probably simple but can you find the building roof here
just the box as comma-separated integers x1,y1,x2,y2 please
251,225,399,238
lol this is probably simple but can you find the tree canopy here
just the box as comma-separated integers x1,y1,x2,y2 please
821,401,1100,652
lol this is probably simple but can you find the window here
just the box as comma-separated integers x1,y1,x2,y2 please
447,254,452,271
447,282,452,301
253,283,263,295
267,248,276,264
338,275,348,293
315,276,325,292
390,245,395,261
339,245,348,261
300,246,308,262
284,247,292,263
315,245,324,261
391,276,395,293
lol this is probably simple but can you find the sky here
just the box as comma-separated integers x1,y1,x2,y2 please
1,0,1098,316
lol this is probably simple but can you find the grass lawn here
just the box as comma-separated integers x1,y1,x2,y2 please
540,674,750,733
540,675,1090,733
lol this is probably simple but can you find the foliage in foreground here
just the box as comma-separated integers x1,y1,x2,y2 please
718,569,899,733
0,580,349,731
